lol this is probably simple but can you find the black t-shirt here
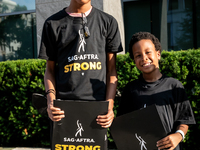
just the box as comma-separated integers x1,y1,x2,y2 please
117,75,196,150
38,7,123,100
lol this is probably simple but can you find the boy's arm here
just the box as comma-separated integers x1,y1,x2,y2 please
157,124,189,150
96,53,117,128
45,60,65,121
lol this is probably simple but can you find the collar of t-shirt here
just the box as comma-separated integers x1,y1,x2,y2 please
67,6,92,17
139,75,164,89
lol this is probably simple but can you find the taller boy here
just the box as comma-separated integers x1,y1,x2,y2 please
38,0,123,128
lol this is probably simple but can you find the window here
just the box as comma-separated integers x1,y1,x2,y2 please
195,0,200,48
0,0,35,14
0,13,36,61
168,0,179,10
123,0,151,52
167,0,194,50
0,0,36,61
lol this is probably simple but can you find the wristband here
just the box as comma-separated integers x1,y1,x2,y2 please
176,130,185,141
45,89,55,95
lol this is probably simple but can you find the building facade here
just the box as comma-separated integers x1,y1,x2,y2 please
123,0,200,51
0,0,37,61
0,0,199,61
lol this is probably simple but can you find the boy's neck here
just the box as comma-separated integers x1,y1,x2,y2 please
66,1,92,13
142,70,162,82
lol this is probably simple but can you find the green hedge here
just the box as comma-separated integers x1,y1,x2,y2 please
0,49,200,149
0,59,48,147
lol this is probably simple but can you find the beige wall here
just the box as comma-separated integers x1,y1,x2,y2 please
103,0,125,54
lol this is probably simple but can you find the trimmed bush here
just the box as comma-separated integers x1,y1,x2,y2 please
0,59,49,147
0,49,200,149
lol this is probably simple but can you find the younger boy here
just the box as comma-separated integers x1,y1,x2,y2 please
117,32,195,150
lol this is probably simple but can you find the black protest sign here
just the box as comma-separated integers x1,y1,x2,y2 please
52,100,108,150
110,105,166,150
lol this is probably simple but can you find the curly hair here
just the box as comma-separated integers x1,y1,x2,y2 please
129,32,162,59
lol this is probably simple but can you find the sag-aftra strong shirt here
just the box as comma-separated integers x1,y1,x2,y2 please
38,7,123,101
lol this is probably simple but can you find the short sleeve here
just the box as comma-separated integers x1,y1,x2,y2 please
38,21,56,61
173,83,196,125
106,17,123,53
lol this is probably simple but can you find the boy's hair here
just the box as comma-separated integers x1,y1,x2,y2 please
129,32,162,59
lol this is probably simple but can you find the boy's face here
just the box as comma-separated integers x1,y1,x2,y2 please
132,39,161,74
